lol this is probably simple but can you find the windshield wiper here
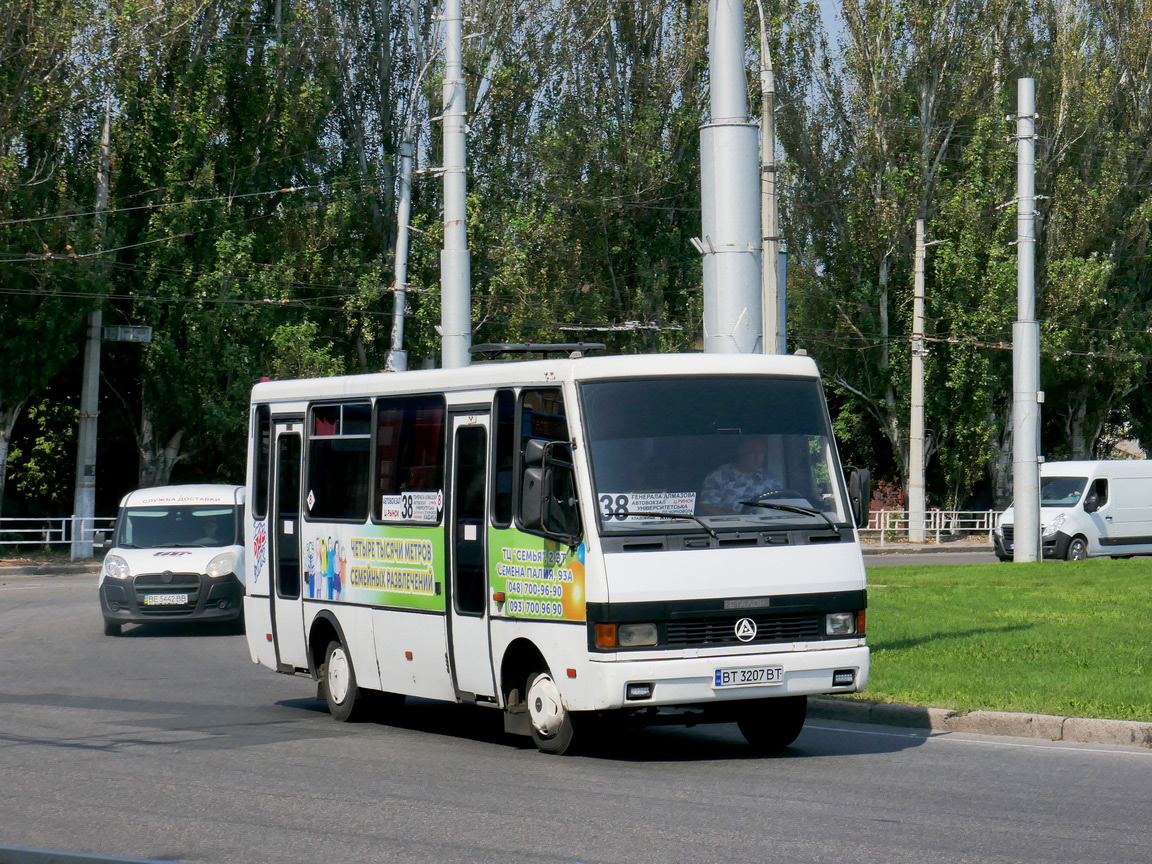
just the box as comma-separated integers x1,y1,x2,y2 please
620,511,718,539
739,499,839,532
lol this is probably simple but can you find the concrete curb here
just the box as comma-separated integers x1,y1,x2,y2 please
809,698,1152,748
861,540,990,556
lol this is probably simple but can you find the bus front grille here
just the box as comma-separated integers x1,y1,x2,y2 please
665,613,824,647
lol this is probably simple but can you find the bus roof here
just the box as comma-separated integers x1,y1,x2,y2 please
250,352,822,403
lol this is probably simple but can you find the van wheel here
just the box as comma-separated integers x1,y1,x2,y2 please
320,640,366,722
737,696,807,752
103,619,121,637
526,670,574,754
1066,537,1089,561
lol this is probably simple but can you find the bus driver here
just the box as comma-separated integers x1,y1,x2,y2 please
697,434,782,515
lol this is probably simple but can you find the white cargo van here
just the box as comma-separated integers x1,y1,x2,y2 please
98,484,245,635
993,460,1152,561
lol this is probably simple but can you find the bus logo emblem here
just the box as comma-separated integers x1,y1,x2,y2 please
734,618,757,642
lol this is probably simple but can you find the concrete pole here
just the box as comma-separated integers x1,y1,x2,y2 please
909,218,927,542
756,0,780,354
440,0,471,369
385,0,428,373
700,0,762,354
778,244,787,353
385,128,416,373
1013,78,1041,562
71,96,112,560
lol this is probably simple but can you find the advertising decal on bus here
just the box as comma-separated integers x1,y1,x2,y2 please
490,527,586,621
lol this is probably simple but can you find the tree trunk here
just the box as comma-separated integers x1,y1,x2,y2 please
0,398,28,518
138,408,185,487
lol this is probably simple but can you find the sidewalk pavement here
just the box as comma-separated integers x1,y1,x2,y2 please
4,553,1147,750
861,536,992,555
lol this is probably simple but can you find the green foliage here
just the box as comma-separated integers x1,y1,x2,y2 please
9,401,77,507
3,0,1152,517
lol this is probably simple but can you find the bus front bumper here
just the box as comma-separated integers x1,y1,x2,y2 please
580,644,870,713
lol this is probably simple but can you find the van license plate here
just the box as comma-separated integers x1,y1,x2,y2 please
144,593,188,606
713,666,784,688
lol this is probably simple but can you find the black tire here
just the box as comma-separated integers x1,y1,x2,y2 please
1066,536,1089,561
736,695,807,752
526,670,575,755
319,639,367,722
103,619,121,637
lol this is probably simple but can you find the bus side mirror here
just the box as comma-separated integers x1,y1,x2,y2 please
847,467,871,529
520,441,581,546
1083,492,1099,514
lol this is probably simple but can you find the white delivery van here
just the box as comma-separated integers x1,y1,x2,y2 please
993,460,1152,561
98,484,245,635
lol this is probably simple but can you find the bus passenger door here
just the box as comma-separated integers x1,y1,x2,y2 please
271,424,307,671
447,413,497,700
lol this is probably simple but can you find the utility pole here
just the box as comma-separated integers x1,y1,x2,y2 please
755,0,780,355
1013,77,1041,562
439,0,471,369
71,96,112,560
385,0,427,373
699,0,762,354
909,218,927,542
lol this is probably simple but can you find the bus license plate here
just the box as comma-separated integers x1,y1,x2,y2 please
713,666,784,689
144,593,188,606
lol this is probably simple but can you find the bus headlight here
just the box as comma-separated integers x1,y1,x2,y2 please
207,550,239,578
1042,513,1066,538
104,555,131,580
618,623,658,647
825,612,857,636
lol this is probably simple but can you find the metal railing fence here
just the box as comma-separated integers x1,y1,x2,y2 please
860,509,998,545
0,515,116,556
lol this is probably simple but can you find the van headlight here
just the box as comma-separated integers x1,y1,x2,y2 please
206,550,239,578
825,612,857,636
1042,513,1066,538
104,555,131,580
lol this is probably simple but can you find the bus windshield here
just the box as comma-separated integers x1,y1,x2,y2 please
118,505,241,548
1039,476,1087,507
579,376,850,532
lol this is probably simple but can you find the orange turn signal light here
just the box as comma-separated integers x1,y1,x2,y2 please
857,610,866,634
595,623,617,648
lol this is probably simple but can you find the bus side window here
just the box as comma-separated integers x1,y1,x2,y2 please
253,405,271,520
307,402,371,521
375,394,446,522
492,389,515,527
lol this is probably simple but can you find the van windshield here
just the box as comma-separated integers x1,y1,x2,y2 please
117,505,240,548
1040,476,1087,507
579,376,850,533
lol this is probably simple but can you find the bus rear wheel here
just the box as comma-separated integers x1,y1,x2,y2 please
736,695,807,752
320,640,366,722
526,670,574,755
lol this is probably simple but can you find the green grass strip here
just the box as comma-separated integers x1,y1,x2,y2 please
858,558,1152,721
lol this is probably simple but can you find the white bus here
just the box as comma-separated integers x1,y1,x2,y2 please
242,347,871,754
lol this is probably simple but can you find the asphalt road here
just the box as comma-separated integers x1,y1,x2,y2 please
2,571,1149,864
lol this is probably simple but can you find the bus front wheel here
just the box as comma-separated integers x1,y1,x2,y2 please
320,640,366,722
526,671,574,755
736,695,807,752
